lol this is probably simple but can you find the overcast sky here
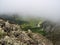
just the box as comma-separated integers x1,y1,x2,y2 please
0,0,60,22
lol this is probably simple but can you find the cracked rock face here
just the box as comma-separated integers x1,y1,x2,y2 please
0,19,53,45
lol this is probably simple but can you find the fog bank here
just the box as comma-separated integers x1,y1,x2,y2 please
0,0,60,22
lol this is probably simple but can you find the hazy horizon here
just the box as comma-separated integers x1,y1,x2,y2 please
0,0,60,22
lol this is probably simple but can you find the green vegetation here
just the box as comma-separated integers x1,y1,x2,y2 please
20,18,46,36
0,30,6,38
0,15,46,36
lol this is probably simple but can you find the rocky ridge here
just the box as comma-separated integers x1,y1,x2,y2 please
0,19,53,45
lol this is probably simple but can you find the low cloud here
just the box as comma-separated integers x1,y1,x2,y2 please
0,0,60,22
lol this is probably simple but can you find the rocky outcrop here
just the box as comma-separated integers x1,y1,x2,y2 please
0,19,53,45
40,21,60,45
